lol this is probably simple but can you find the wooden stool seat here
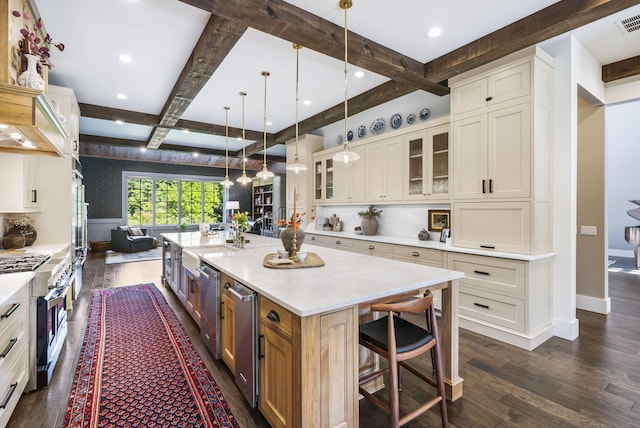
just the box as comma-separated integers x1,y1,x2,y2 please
358,291,448,427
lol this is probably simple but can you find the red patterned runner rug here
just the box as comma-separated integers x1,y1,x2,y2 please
63,284,240,427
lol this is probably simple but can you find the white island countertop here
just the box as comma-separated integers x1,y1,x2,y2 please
198,239,464,317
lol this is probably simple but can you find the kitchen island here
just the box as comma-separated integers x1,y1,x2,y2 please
162,231,464,427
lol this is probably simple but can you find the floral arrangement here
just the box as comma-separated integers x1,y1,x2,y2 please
358,205,382,219
231,211,250,231
4,214,35,229
12,7,65,68
278,212,306,228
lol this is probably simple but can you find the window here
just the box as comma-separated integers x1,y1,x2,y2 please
125,173,224,226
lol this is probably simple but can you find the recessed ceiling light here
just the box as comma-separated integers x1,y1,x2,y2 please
354,70,365,78
182,129,190,133
266,121,272,126
118,54,132,63
115,119,124,125
237,137,242,141
140,147,146,152
116,93,128,100
303,100,312,106
21,140,35,148
193,152,199,157
426,27,442,38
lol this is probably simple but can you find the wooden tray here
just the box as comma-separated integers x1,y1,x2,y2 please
263,252,325,269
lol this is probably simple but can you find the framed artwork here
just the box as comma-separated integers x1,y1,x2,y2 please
428,210,450,231
440,227,450,243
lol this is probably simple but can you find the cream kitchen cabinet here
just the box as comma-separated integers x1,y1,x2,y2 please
450,46,554,256
451,61,530,116
313,154,335,203
286,135,323,226
351,240,392,258
0,278,30,428
307,233,355,250
0,154,40,212
452,102,531,200
47,85,81,159
334,145,365,203
404,122,451,201
391,244,444,309
365,137,404,202
447,252,553,350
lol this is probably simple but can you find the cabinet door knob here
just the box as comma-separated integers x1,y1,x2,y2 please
368,245,375,250
411,251,420,257
485,96,493,102
336,240,341,245
266,310,280,323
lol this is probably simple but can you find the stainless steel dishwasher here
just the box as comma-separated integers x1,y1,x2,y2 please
224,281,258,408
198,263,221,358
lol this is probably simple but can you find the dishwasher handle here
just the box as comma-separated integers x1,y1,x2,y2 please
224,282,255,302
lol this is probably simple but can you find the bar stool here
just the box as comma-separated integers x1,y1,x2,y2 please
358,290,448,427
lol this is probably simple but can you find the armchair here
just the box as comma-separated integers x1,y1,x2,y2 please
110,226,156,253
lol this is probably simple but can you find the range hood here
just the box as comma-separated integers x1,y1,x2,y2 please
0,82,67,157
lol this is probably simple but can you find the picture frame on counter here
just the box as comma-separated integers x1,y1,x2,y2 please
428,209,450,231
440,227,450,243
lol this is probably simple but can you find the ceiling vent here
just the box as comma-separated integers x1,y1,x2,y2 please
616,14,640,34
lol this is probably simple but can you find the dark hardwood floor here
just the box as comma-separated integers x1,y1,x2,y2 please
7,253,640,427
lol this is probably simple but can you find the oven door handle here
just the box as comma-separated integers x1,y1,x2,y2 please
47,286,69,310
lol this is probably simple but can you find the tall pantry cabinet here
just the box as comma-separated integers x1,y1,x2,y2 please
448,46,555,350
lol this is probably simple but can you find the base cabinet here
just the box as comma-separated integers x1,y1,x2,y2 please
258,295,357,428
447,252,553,350
220,273,236,373
184,268,201,326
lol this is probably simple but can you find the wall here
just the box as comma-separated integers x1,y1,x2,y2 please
576,95,609,313
81,156,257,242
606,99,640,256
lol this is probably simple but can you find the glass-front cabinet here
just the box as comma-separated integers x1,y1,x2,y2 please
404,123,450,201
313,155,334,203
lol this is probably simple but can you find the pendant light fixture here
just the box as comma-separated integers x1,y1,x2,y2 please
236,91,252,184
286,43,308,173
220,106,234,187
333,0,360,164
256,71,275,179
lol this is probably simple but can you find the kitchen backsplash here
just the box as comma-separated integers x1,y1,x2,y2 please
312,204,450,240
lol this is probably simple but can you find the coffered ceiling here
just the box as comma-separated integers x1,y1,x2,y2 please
33,0,640,170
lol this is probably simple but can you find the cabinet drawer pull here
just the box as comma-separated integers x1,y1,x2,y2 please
266,310,280,323
0,382,18,409
311,236,316,241
368,245,375,250
411,251,420,257
1,303,20,319
220,301,224,319
489,179,493,193
485,96,493,102
482,179,486,194
258,334,264,360
335,240,341,245
474,302,490,310
0,338,17,358
480,245,496,250
31,189,37,203
473,270,490,276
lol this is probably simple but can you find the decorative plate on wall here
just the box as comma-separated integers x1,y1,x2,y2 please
357,125,367,138
347,130,354,141
370,118,386,135
419,108,430,121
336,134,343,145
407,113,416,125
390,113,402,129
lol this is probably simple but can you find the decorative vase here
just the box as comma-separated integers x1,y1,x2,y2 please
17,54,45,90
361,218,379,236
418,229,430,241
7,226,37,246
2,235,26,250
280,226,305,256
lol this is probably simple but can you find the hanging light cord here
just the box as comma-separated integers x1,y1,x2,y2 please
224,106,230,179
295,44,301,161
241,92,247,175
343,1,349,150
262,71,270,169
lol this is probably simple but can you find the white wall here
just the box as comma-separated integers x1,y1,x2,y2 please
606,99,640,257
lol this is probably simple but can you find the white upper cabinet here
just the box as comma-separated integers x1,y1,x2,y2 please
404,123,451,201
0,154,40,212
47,85,81,159
365,138,404,202
451,62,531,116
334,145,365,203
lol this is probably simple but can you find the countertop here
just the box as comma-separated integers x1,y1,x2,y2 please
0,242,71,257
0,272,34,301
305,229,556,261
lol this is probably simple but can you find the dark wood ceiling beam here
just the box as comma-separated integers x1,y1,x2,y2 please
180,0,449,95
602,55,640,82
273,80,415,144
78,103,159,126
425,0,640,83
147,14,249,149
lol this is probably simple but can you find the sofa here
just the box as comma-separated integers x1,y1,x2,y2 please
110,226,157,253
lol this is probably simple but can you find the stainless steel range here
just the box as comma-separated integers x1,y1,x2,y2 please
0,251,73,391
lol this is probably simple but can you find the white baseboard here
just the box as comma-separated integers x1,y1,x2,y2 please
608,248,634,258
576,294,611,314
553,317,579,341
459,317,555,351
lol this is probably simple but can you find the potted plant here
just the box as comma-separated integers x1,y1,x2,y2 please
358,205,382,236
3,214,37,247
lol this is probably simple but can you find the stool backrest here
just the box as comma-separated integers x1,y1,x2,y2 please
370,292,433,315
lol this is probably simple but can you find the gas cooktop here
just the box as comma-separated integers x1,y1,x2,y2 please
0,253,51,274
